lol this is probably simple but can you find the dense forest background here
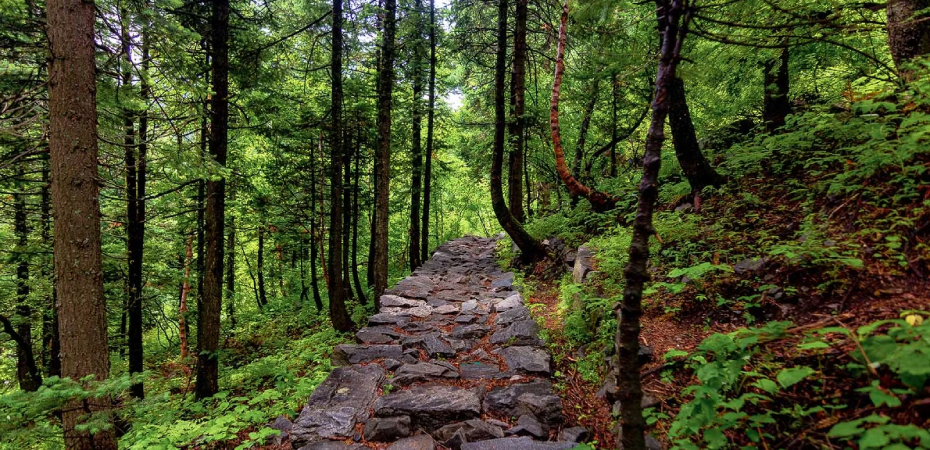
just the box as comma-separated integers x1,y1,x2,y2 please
0,0,928,448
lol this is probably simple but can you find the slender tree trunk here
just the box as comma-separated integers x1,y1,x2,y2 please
421,0,436,263
179,236,193,363
196,0,229,399
47,0,117,444
13,164,41,392
572,81,599,191
493,0,547,263
373,0,396,303
507,0,528,223
309,144,325,311
226,217,236,327
351,140,368,304
887,0,930,79
343,130,354,300
763,46,790,132
409,0,424,271
610,76,619,177
329,0,353,332
257,226,268,307
616,1,687,448
550,4,618,213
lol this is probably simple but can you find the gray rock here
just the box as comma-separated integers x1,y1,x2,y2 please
507,414,548,438
383,358,403,371
433,304,459,315
490,272,514,289
558,426,589,443
433,419,505,448
455,314,477,324
572,246,595,283
460,362,502,379
452,324,491,339
272,415,293,432
460,437,576,450
375,385,482,430
291,365,385,448
297,442,365,450
674,202,693,212
331,344,403,366
490,319,542,347
484,380,563,425
733,257,769,274
497,305,530,325
369,313,411,326
493,294,523,312
386,434,437,450
500,346,550,375
461,300,478,312
388,276,435,299
364,416,411,442
392,362,459,386
381,295,428,308
356,327,399,344
402,334,456,358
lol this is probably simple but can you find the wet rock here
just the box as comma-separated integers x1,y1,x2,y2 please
291,365,385,448
381,295,427,308
331,344,403,366
558,426,589,443
484,380,563,425
386,434,437,450
507,414,548,439
572,246,595,283
364,416,411,442
452,324,491,339
499,346,550,375
375,385,482,430
460,437,576,450
490,319,542,347
392,362,459,386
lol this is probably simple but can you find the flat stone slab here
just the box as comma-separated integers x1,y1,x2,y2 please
500,346,551,375
490,319,542,347
375,385,482,430
484,380,563,425
461,437,577,450
381,295,428,308
459,362,504,379
291,365,385,448
332,344,404,366
392,362,459,386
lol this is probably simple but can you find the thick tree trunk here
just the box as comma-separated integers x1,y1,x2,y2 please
667,77,722,198
47,0,117,445
887,0,930,79
616,1,687,448
763,46,791,132
373,0,396,302
493,0,547,263
13,164,41,392
409,0,424,271
329,0,354,332
507,0,528,223
196,0,229,399
421,0,436,263
226,217,236,327
550,3,618,213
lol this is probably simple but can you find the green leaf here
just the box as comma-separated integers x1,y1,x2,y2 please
752,378,779,394
776,366,815,388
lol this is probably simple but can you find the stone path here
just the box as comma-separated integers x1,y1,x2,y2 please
288,236,587,450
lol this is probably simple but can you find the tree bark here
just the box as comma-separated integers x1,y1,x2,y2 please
493,0,547,263
667,77,722,197
373,0,397,303
763,46,790,132
421,0,436,263
352,132,368,304
571,81,599,195
616,1,688,448
409,0,425,271
47,0,118,445
258,226,268,307
310,142,325,311
41,156,61,378
887,0,930,79
550,3,619,213
507,0,528,223
329,0,354,332
226,216,236,327
196,0,229,399
179,236,193,363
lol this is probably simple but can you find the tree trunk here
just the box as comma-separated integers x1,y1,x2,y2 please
13,164,41,392
179,236,193,363
550,3,619,213
310,142,325,311
572,81,599,193
507,0,528,223
493,0,547,263
352,131,368,304
667,77,722,198
226,217,236,327
887,0,930,79
258,226,268,307
47,0,117,444
616,1,687,448
343,130,354,300
329,0,354,332
610,75,619,177
763,46,790,132
196,0,229,399
41,156,61,378
409,0,424,271
373,0,397,302
421,0,436,263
